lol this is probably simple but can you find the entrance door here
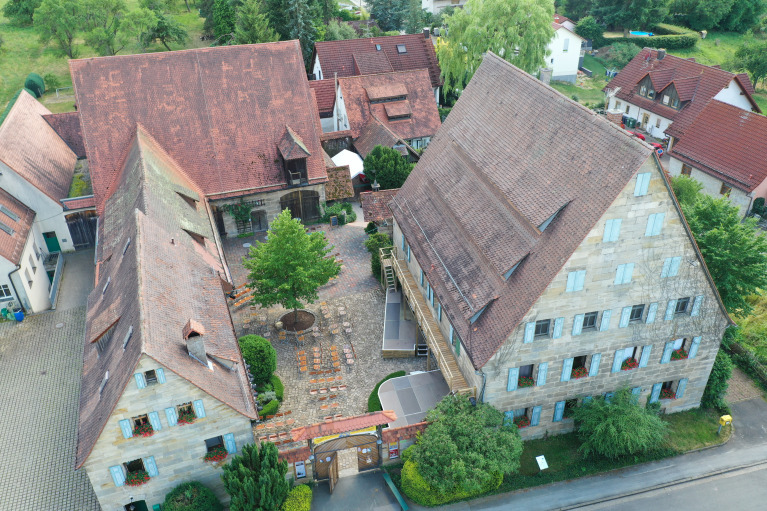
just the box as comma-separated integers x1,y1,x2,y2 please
279,191,320,222
328,452,339,494
123,500,148,511
65,211,98,248
642,113,650,129
251,210,267,232
356,439,380,471
43,232,61,253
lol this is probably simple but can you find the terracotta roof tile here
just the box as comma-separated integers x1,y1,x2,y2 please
61,195,96,210
353,118,414,159
278,126,311,160
278,446,311,464
353,51,394,75
360,189,398,222
365,82,408,101
0,188,34,264
290,411,397,441
325,166,354,201
381,421,428,443
384,100,412,119
308,79,336,117
43,112,87,158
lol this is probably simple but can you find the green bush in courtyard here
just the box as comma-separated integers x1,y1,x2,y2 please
401,459,501,506
322,201,356,224
270,374,285,401
261,398,280,417
238,335,276,384
280,484,312,511
702,349,734,413
364,232,392,281
163,481,222,511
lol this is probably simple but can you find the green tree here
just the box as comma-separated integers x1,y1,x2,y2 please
163,481,223,511
437,0,554,94
701,349,733,412
670,0,734,31
238,335,276,384
574,15,604,47
199,0,216,35
734,34,767,88
605,41,641,67
561,0,594,20
34,0,82,58
126,7,160,49
591,0,668,36
364,232,392,280
243,209,340,324
670,174,704,206
234,0,278,44
212,0,236,41
285,0,317,67
2,0,42,25
719,0,766,32
222,443,290,511
362,145,414,190
407,396,523,495
142,11,188,49
323,18,358,40
573,388,668,459
139,0,169,12
403,0,427,34
367,0,407,31
80,0,137,55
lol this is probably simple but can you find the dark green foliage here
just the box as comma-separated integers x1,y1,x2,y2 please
212,0,236,41
701,349,733,413
24,73,45,98
323,19,358,40
34,0,82,58
234,0,278,44
573,388,668,459
363,232,392,280
270,374,284,401
142,12,188,50
0,90,24,127
605,23,698,50
199,0,215,35
42,73,61,89
285,0,317,67
671,175,704,205
80,0,134,56
364,221,378,235
163,481,223,511
222,443,290,511
575,15,604,47
752,197,765,216
321,201,355,224
3,0,42,24
560,0,594,20
591,0,667,32
238,335,277,384
368,0,408,31
280,485,312,511
735,35,767,88
368,371,406,412
401,459,502,506
719,0,766,32
604,42,641,67
362,145,414,190
260,398,280,416
403,0,427,34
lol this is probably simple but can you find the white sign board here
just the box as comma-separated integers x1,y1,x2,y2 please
536,455,548,471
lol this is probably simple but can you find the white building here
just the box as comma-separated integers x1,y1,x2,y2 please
421,0,467,13
546,22,585,84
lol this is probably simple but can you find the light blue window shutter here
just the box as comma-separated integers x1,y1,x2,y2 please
407,246,411,262
689,336,701,359
504,411,514,425
650,383,662,403
611,218,622,241
575,270,586,291
661,258,672,278
611,350,623,373
669,256,681,277
634,172,651,196
531,406,542,426
224,433,237,454
401,235,405,250
639,345,652,367
604,219,615,242
134,373,146,390
193,399,206,418
614,264,625,285
622,263,634,284
665,300,677,320
561,358,574,382
430,289,434,307
119,419,133,439
449,325,454,345
653,213,665,236
691,295,704,317
420,269,424,286
661,341,674,364
148,411,161,431
589,353,601,377
566,272,576,292
646,303,658,324
619,306,632,328
507,368,519,392
645,214,656,236
676,378,688,399
599,310,612,331
553,401,565,422
523,322,535,343
572,314,584,336
165,407,178,426
144,456,158,477
437,304,442,321
109,465,126,487
552,317,564,339
537,362,548,386
631,387,641,396
156,368,166,384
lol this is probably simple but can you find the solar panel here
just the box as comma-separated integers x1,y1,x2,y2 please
0,205,19,222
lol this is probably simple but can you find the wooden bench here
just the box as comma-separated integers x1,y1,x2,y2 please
382,472,409,511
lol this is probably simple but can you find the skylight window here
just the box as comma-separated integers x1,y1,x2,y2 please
0,221,14,236
122,237,131,255
0,205,19,222
102,276,111,295
376,44,382,51
538,204,567,232
122,326,134,349
397,44,407,54
99,370,109,396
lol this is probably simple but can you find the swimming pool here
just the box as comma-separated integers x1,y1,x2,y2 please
630,31,654,36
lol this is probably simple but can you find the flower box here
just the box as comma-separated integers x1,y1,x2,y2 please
571,366,588,379
133,423,154,437
660,388,676,400
621,357,639,371
518,376,535,388
513,415,530,429
204,447,228,463
178,412,196,425
126,470,150,486
671,348,688,361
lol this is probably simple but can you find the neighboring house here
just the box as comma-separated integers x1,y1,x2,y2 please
546,22,585,84
667,100,767,216
312,33,443,103
422,0,467,13
360,188,398,236
605,48,760,144
553,14,576,32
384,53,731,437
309,79,337,133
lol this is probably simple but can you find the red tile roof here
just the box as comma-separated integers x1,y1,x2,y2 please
290,411,397,441
314,34,442,89
0,91,77,202
43,112,86,158
670,100,767,192
382,421,428,443
308,79,336,117
360,189,399,222
354,51,394,75
69,42,327,211
352,118,414,159
553,14,574,25
278,126,312,160
61,195,96,211
278,446,311,464
0,187,34,264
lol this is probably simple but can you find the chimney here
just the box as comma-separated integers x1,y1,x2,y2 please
183,319,209,367
605,109,624,126
657,49,666,60
539,68,552,85
423,28,430,39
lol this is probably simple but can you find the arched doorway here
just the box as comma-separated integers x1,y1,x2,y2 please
280,190,320,222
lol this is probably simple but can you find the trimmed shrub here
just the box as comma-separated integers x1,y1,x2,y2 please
261,399,280,417
752,197,765,216
24,73,45,98
605,25,698,50
0,90,24,127
322,202,354,224
270,374,284,401
368,371,406,412
280,485,312,511
239,335,277,384
364,232,392,281
400,460,501,506
163,481,223,511
701,349,733,413
42,73,61,90
365,221,378,235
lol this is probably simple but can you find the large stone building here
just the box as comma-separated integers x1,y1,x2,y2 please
383,53,731,437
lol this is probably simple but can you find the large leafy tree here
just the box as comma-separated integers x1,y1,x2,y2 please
719,0,767,32
212,0,236,41
142,11,188,49
222,443,290,511
560,0,594,20
323,18,358,40
403,0,427,35
437,0,554,94
407,396,523,495
367,0,407,31
284,0,317,66
243,209,340,323
362,145,414,190
591,0,668,36
3,0,42,25
669,0,734,31
574,15,604,48
34,0,82,58
734,34,767,88
234,0,278,44
80,0,140,55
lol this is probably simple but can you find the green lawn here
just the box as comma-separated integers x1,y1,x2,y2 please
668,31,744,67
550,80,606,106
736,294,767,364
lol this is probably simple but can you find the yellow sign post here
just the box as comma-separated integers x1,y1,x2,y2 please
718,415,732,435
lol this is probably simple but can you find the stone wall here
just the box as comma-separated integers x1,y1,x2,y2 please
83,354,255,510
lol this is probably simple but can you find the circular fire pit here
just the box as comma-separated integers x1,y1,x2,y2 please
279,309,316,334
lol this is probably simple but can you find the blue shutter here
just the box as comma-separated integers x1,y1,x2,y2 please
449,325,454,345
650,383,662,403
575,270,586,291
589,353,601,377
156,367,166,384
119,419,133,439
134,372,146,389
634,172,651,196
645,214,656,236
689,336,701,359
561,358,574,382
507,368,519,392
619,306,631,328
531,406,542,426
572,314,584,336
661,341,674,364
676,378,688,399
566,272,576,292
604,219,615,242
611,350,623,373
165,407,178,426
631,386,641,396
523,322,535,343
420,269,424,286
537,362,548,386
553,401,565,422
661,257,672,278
144,456,158,477
407,245,411,262
646,303,658,324
437,304,442,321
669,256,681,277
691,295,704,317
193,399,206,418
599,309,612,331
653,213,665,236
622,263,634,284
639,345,652,368
224,433,237,454
614,264,625,285
552,317,564,339
430,289,435,307
665,300,677,320
504,411,514,426
401,235,405,250
148,411,161,431
109,465,126,487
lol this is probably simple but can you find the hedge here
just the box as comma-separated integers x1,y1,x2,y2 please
261,399,280,417
0,89,24,127
239,335,276,384
321,202,356,224
368,371,406,412
400,460,502,507
280,485,312,511
271,374,284,401
163,481,223,511
24,73,45,98
607,24,698,50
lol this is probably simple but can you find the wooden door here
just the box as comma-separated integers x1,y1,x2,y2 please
356,440,379,471
642,113,650,129
328,452,339,494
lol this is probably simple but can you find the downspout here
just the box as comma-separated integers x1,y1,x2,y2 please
475,369,487,403
7,265,26,313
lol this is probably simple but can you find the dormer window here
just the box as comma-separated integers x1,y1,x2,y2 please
278,127,311,187
285,158,308,186
397,44,407,54
638,75,654,99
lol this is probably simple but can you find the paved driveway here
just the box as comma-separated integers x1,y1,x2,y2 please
0,250,99,510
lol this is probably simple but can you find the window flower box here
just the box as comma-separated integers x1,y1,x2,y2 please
518,376,535,388
204,447,228,463
621,357,639,371
571,366,588,379
660,388,676,400
126,470,150,486
513,415,530,429
133,423,154,437
671,348,688,361
178,412,197,425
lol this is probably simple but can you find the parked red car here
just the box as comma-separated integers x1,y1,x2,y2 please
626,130,646,141
649,142,664,155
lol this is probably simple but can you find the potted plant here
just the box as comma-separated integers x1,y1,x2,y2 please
133,423,154,437
518,376,535,388
126,470,150,486
513,415,531,429
204,446,228,463
178,411,196,425
660,388,676,400
671,348,688,361
571,366,588,379
621,358,639,371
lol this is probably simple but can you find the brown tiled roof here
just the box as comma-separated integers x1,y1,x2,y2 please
290,411,397,441
0,91,77,202
308,79,336,117
553,14,574,25
314,34,443,89
69,42,327,211
278,446,311,464
77,127,257,468
384,101,412,119
353,118,413,159
322,148,335,168
365,82,408,101
43,112,86,158
278,126,311,160
325,166,354,201
382,421,428,443
360,189,398,222
61,195,96,211
736,73,756,95
392,53,656,368
670,100,767,192
0,188,34,264
354,51,394,75
605,48,760,140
